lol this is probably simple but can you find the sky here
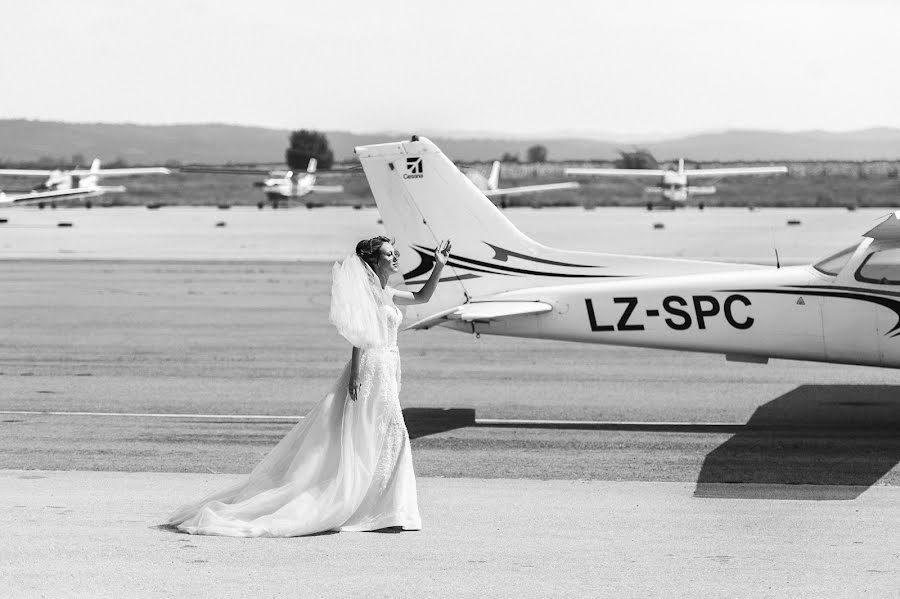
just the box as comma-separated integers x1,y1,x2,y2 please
2,0,899,138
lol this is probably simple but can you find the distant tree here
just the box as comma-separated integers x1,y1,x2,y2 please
500,151,520,163
526,144,548,163
286,130,334,171
615,148,658,169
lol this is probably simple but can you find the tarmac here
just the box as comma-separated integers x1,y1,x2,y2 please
3,208,900,597
3,470,898,599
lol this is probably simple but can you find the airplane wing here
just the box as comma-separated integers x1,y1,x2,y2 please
685,166,788,178
179,166,279,176
309,185,344,193
483,182,580,197
565,168,666,177
0,187,104,205
406,301,553,330
0,169,56,176
70,167,171,177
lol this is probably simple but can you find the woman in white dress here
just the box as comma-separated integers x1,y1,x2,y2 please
166,236,451,537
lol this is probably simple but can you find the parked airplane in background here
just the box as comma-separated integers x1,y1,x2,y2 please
466,161,580,198
0,159,170,208
181,158,344,208
357,136,900,370
566,159,787,209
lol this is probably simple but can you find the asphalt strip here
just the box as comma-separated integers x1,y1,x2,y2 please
0,409,759,432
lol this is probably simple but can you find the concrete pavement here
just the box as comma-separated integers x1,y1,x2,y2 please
2,470,897,598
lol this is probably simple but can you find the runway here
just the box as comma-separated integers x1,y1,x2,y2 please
2,259,899,490
0,205,889,262
4,470,898,599
3,218,899,596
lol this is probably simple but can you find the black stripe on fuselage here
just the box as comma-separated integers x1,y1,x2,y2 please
722,287,900,337
411,244,623,279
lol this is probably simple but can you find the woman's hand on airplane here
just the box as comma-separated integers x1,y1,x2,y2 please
348,373,360,401
435,239,451,267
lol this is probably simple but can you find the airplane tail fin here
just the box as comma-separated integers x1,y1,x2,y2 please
487,160,501,191
356,137,747,324
356,137,612,322
307,158,317,174
90,159,101,172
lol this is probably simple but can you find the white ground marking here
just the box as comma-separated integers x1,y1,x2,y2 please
0,410,745,427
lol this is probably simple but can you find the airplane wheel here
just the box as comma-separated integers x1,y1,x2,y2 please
646,202,653,211
51,203,57,209
85,201,92,209
698,202,705,210
38,202,46,210
272,201,279,209
257,202,265,209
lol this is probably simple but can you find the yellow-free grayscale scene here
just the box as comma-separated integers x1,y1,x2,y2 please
2,1,899,597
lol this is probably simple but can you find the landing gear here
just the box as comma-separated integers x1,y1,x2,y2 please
85,200,92,209
646,202,654,211
50,202,57,209
697,202,704,210
257,201,265,210
38,202,46,210
272,200,279,209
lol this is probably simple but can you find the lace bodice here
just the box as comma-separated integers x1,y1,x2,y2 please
380,294,403,348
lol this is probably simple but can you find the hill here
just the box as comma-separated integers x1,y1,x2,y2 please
1,120,900,164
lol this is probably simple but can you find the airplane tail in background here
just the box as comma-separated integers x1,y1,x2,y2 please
487,161,501,191
90,159,101,172
307,158,318,174
355,137,756,323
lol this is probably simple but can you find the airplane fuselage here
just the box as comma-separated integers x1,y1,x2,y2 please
263,174,313,199
448,263,900,369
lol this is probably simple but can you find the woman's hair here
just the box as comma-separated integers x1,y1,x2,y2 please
355,235,391,272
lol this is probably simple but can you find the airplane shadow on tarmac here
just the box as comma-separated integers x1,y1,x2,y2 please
694,385,900,500
403,408,476,440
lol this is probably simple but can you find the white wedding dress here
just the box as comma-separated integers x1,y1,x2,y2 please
167,285,421,537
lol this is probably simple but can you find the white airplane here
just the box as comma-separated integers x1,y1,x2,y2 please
566,159,787,209
0,159,170,208
357,136,900,370
182,158,344,208
466,161,580,198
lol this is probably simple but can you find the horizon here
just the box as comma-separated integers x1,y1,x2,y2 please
4,117,900,143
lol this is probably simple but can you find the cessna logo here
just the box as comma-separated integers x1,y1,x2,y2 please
403,157,424,179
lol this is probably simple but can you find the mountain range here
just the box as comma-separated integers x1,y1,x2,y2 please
1,119,899,164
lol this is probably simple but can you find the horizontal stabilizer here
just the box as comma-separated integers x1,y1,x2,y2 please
686,186,717,195
70,167,171,177
483,182,580,197
180,166,275,176
309,184,344,193
407,301,553,330
685,166,787,178
566,168,666,177
0,169,56,177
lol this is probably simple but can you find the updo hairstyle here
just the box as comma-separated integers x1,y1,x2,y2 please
356,236,392,273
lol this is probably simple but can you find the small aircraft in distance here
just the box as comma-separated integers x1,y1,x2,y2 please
181,158,344,209
566,159,787,210
0,159,170,208
358,136,900,370
465,161,580,199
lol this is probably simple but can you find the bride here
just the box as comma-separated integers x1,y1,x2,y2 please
167,236,451,537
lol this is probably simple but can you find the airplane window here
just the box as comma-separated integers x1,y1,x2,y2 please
855,248,900,285
812,245,856,276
